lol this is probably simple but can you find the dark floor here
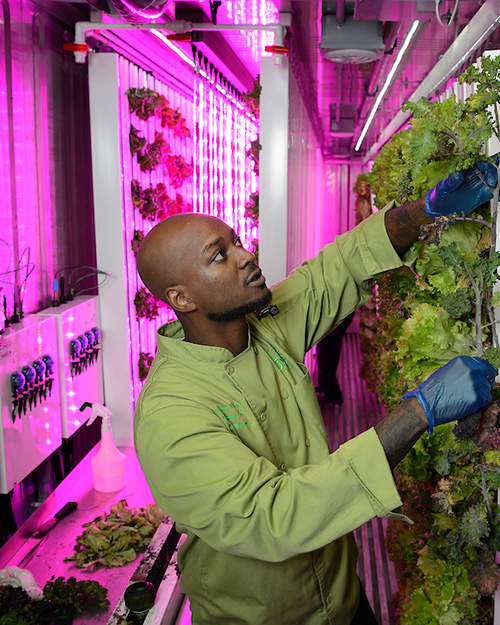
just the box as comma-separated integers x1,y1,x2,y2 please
318,332,398,625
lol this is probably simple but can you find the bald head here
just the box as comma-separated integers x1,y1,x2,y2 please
136,212,227,303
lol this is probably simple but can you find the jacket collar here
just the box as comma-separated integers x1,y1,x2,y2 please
156,319,252,364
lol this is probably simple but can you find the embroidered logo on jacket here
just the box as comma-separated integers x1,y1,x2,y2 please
268,346,289,371
214,402,249,430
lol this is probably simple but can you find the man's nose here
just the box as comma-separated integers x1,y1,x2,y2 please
236,246,256,267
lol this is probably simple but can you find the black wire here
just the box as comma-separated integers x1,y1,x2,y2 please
74,274,110,296
73,270,111,293
0,239,12,289
69,265,106,283
209,0,221,25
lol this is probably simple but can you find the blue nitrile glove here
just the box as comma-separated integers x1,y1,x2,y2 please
425,157,498,218
402,356,497,435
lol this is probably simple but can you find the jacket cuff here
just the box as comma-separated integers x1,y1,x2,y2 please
339,428,412,524
357,202,403,275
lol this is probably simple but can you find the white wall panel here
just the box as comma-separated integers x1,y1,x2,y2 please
259,56,290,286
287,68,323,272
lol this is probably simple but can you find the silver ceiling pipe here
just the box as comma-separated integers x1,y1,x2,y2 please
363,0,500,163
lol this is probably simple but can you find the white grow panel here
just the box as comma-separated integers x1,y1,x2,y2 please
39,296,104,438
0,315,62,493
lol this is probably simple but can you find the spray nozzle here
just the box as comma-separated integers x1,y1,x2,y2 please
80,402,113,431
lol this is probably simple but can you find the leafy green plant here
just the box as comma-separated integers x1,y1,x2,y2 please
138,351,154,381
64,500,164,570
134,287,161,320
368,54,500,624
0,576,109,624
126,87,191,139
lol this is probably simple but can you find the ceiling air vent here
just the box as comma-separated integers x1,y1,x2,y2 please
320,14,384,64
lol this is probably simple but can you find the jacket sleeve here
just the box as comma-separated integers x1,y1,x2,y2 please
134,384,409,563
260,203,403,362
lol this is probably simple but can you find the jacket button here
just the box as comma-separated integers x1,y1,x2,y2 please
227,366,234,374
305,438,311,447
253,346,258,354
280,463,288,471
260,413,267,422
281,391,288,399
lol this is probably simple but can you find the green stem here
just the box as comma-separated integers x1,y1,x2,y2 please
462,259,483,356
456,217,492,227
479,466,493,520
485,286,499,348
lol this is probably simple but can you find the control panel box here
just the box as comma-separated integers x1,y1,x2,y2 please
40,296,104,438
0,315,62,493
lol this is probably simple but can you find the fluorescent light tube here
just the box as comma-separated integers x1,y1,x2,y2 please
354,20,420,152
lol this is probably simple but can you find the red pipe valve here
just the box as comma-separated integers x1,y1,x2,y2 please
63,43,90,52
264,45,289,55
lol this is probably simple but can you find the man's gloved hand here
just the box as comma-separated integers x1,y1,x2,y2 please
425,157,498,219
402,356,497,435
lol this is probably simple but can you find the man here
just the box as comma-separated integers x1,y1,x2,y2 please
315,312,354,405
134,161,498,625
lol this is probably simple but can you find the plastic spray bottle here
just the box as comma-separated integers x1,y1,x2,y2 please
80,402,126,492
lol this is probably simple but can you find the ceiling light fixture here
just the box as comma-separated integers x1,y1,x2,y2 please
354,20,420,152
150,28,196,67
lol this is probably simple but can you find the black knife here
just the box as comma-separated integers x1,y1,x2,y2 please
13,501,78,567
32,501,78,536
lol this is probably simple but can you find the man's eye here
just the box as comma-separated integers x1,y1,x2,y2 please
235,237,242,247
213,250,226,262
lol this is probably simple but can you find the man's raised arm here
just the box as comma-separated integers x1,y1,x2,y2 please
385,159,498,256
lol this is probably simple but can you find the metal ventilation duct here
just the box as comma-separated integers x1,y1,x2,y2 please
320,14,384,64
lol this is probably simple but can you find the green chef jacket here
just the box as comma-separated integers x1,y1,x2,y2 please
134,204,411,625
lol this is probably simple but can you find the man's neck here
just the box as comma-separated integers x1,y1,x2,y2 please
182,317,249,357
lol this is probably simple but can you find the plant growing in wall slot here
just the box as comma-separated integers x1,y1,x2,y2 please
137,132,170,173
138,351,154,381
129,125,147,155
126,87,164,120
244,191,259,226
368,54,500,625
131,230,144,258
134,286,162,321
164,154,193,188
242,75,261,118
126,88,192,140
131,180,193,221
246,139,261,175
157,95,191,140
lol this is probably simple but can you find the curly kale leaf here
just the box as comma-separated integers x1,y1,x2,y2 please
0,586,30,615
457,503,490,548
440,289,472,319
43,576,110,614
438,241,463,268
485,347,500,369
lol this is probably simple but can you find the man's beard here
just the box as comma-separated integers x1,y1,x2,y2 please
207,290,272,322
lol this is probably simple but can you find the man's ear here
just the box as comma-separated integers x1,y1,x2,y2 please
165,286,197,313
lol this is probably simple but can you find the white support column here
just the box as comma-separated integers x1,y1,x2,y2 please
259,55,290,285
88,53,134,446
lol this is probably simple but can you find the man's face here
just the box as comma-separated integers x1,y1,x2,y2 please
180,217,272,321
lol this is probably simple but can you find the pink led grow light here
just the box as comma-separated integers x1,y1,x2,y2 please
118,53,258,403
193,67,258,250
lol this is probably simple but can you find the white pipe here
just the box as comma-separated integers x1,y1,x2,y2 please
72,20,286,63
363,0,500,163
